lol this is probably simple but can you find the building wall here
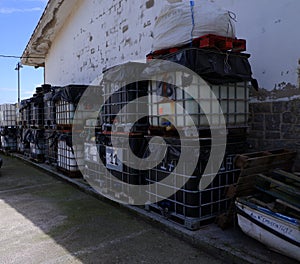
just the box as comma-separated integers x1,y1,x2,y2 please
248,99,300,150
248,99,300,169
45,0,161,86
45,0,300,90
220,0,300,91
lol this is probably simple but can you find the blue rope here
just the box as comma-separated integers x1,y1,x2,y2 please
190,1,195,47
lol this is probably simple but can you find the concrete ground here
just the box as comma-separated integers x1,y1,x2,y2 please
0,154,226,264
0,154,298,264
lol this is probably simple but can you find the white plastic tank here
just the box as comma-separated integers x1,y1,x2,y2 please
58,137,84,172
0,104,17,127
149,71,249,128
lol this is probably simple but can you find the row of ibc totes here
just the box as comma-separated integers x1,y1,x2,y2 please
17,84,101,177
82,57,254,230
83,2,258,229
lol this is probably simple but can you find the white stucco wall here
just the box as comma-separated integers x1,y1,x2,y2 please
45,0,161,86
45,0,300,90
219,0,300,90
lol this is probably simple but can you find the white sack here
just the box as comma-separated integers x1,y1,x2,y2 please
152,1,236,51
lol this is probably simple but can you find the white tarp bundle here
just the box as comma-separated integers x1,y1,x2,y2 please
152,1,237,51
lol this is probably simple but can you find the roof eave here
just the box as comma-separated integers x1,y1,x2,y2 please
21,0,79,67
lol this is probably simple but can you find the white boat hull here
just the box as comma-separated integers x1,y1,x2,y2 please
236,200,300,261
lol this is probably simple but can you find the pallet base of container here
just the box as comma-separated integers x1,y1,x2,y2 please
30,153,45,163
44,124,57,130
45,158,57,166
101,188,136,204
145,204,216,230
148,126,248,139
57,167,82,178
56,124,73,131
146,35,246,60
0,148,13,155
29,125,44,130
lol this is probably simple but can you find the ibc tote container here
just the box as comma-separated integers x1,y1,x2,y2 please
144,133,246,230
44,130,59,165
19,99,31,127
147,47,254,132
100,62,149,133
0,104,17,127
30,94,44,128
30,129,45,162
0,127,17,152
149,78,249,129
18,128,32,155
44,87,60,128
53,85,101,127
83,132,148,203
57,133,84,177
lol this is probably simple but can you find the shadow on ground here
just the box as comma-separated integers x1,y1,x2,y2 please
0,154,224,264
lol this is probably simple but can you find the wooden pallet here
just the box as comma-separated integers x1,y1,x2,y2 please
57,167,83,178
44,124,57,130
146,34,247,60
145,204,216,230
56,124,73,131
216,149,297,229
195,34,246,52
101,188,136,205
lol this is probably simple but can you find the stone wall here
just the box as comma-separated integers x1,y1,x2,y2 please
248,98,300,168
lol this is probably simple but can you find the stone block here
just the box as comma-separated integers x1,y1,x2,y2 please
251,102,271,113
252,122,264,131
265,131,281,140
291,99,300,115
253,113,264,123
281,124,300,139
272,101,292,113
249,130,265,139
265,114,280,131
282,112,297,124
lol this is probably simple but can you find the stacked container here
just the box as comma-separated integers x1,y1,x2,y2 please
53,85,101,177
29,129,45,163
0,104,17,152
144,44,254,228
57,133,84,177
0,127,17,152
0,104,17,127
83,63,148,202
17,128,31,155
53,85,90,128
100,63,149,133
44,87,59,129
19,99,31,127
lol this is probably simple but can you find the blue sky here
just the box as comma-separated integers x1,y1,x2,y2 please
0,0,47,104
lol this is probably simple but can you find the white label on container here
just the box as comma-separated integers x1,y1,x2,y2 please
106,146,123,172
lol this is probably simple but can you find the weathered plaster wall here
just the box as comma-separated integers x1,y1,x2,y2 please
45,0,160,85
218,0,300,90
45,0,300,90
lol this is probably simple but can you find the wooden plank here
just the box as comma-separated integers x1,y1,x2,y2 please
235,149,296,169
276,199,300,214
257,174,300,197
273,170,300,184
236,175,257,185
239,162,291,177
256,186,300,209
236,188,256,197
248,197,274,210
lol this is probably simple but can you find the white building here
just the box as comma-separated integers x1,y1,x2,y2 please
22,0,300,90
